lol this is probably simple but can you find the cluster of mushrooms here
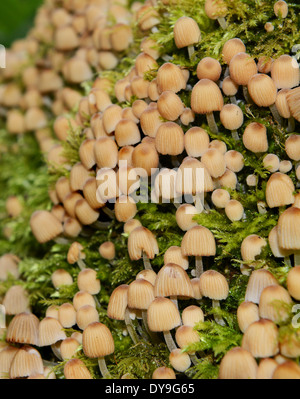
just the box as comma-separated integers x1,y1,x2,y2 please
1,0,300,379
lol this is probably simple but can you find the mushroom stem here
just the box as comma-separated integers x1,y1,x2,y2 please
189,353,199,365
231,129,239,141
94,295,101,309
284,256,291,267
195,256,204,277
77,259,86,270
51,344,62,360
287,117,295,133
242,86,252,104
102,207,115,219
92,220,112,229
43,360,58,368
217,17,227,29
294,253,300,266
98,357,111,379
142,311,161,343
229,95,237,104
54,237,70,245
170,295,178,309
212,299,226,326
143,251,153,270
206,111,218,134
187,45,195,60
194,194,204,213
269,103,283,125
163,330,177,352
125,307,140,344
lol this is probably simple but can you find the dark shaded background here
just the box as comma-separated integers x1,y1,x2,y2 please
0,0,43,47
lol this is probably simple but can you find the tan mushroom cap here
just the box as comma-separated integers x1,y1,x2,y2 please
173,16,201,49
240,234,267,261
245,269,279,304
277,207,300,250
241,319,279,358
64,358,93,379
107,284,129,321
154,263,194,298
82,322,114,358
127,226,159,260
164,246,189,270
229,52,257,86
242,122,268,153
175,325,200,352
258,285,292,323
3,285,30,315
147,297,181,332
6,312,39,346
271,55,299,90
265,172,295,208
237,301,259,333
218,347,258,379
9,346,44,379
181,225,216,257
127,279,155,310
191,79,224,114
287,266,300,300
38,317,67,346
199,270,229,300
248,73,277,107
222,38,246,65
30,210,63,244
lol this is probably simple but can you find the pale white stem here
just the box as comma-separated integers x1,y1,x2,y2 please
163,330,177,352
206,112,218,134
98,357,111,379
217,17,227,29
212,299,225,326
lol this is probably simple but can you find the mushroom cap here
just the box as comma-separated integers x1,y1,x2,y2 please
9,346,44,379
241,319,279,358
222,38,246,65
258,284,292,323
248,73,277,107
127,279,155,310
265,172,295,208
175,157,214,195
199,270,229,300
181,225,216,257
271,55,299,90
30,210,63,244
191,79,224,114
82,322,114,358
64,358,93,379
6,312,39,346
242,122,268,153
220,104,244,130
218,347,258,379
107,284,129,320
173,16,201,49
127,226,159,260
237,301,259,333
38,317,67,346
287,266,300,300
147,297,181,332
196,57,221,82
245,269,279,304
277,207,300,250
154,263,194,298
240,234,267,261
229,52,257,86
3,285,30,315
